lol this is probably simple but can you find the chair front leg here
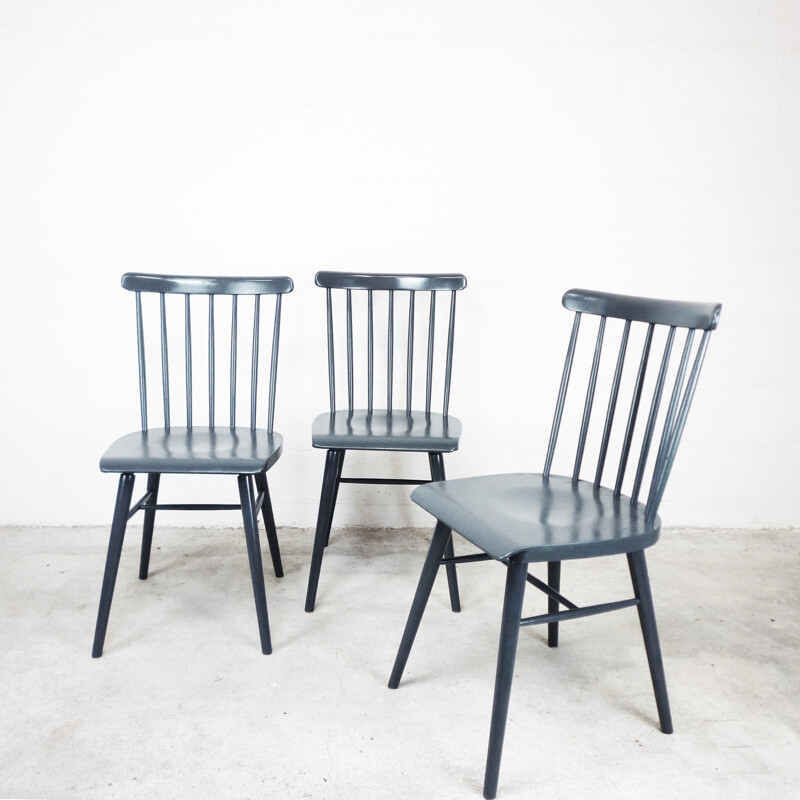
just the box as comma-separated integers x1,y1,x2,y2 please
139,472,161,580
255,471,283,578
627,549,672,733
388,520,452,689
305,448,344,612
92,472,136,658
547,560,561,647
428,452,461,613
483,558,528,800
238,474,272,655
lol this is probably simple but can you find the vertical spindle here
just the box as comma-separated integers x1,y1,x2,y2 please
160,293,170,430
615,324,654,496
230,295,238,429
250,294,261,430
135,292,148,432
544,313,581,477
631,327,675,504
406,291,415,414
443,291,456,418
185,294,192,429
594,320,630,488
208,294,215,428
268,294,282,434
425,292,436,415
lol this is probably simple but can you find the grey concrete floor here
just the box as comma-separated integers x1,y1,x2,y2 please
1,524,798,800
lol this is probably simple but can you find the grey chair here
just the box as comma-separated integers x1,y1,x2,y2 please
389,288,722,798
92,273,293,657
305,271,467,613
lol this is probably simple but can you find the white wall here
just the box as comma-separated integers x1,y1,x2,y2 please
1,1,798,529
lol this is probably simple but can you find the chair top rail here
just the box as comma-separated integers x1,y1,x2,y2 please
122,273,294,296
563,288,721,331
316,271,466,292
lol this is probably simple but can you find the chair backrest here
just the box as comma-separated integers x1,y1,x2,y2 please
315,271,467,417
121,273,294,433
543,288,721,525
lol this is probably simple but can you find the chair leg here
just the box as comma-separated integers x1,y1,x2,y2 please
92,473,136,658
255,472,283,578
324,448,345,547
305,449,344,612
483,559,528,800
627,550,673,734
388,520,453,689
238,474,272,655
138,472,161,580
428,452,461,613
547,560,561,647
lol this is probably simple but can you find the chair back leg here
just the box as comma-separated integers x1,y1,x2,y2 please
238,474,272,655
255,472,283,578
483,559,528,800
627,549,673,733
428,452,461,613
92,473,136,658
388,521,453,688
138,472,161,580
305,448,345,612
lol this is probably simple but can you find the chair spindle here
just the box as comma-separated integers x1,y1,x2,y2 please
572,316,606,482
250,294,261,431
346,289,354,413
185,294,193,429
230,295,238,429
268,294,282,434
646,329,711,523
387,290,394,411
367,290,374,414
443,290,456,418
208,295,215,428
425,292,436,415
406,291,415,414
159,293,170,430
326,288,336,414
614,323,654,496
544,312,582,477
135,292,148,432
630,327,675,505
594,319,631,488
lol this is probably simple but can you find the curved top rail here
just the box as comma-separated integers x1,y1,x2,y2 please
122,273,294,296
315,271,467,292
563,288,721,330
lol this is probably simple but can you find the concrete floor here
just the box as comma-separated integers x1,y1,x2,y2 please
1,524,798,800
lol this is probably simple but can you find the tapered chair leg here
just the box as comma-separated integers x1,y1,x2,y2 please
255,472,283,578
547,560,561,647
139,472,161,580
92,472,136,658
483,559,528,800
428,452,461,613
388,521,452,689
305,449,344,612
238,474,272,655
628,549,672,734
324,449,345,548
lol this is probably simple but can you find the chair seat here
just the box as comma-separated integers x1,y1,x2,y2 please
99,427,284,475
411,473,661,562
311,410,462,452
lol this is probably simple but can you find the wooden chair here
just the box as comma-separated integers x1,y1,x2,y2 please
389,288,722,798
305,271,467,613
92,273,293,657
